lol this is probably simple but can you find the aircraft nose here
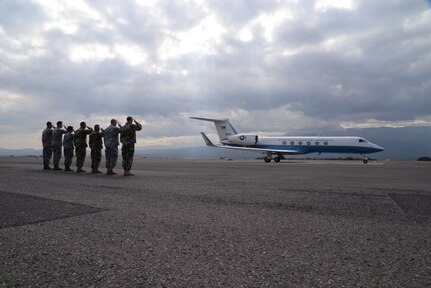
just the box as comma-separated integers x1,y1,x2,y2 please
374,144,384,152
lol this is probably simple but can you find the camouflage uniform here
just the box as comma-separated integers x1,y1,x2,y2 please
52,127,67,168
89,131,104,172
42,127,53,168
121,122,142,171
63,133,74,169
74,127,93,170
103,125,121,169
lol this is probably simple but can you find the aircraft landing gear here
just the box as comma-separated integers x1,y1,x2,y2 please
264,152,273,163
361,154,368,164
263,153,282,163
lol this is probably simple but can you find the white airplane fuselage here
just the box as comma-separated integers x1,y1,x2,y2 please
191,117,384,163
224,134,384,155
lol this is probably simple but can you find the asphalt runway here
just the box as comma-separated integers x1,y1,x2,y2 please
0,157,430,287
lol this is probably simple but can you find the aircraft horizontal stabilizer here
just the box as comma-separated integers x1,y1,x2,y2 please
200,132,216,147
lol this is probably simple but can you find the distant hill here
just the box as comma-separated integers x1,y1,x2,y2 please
0,148,41,157
1,126,430,160
137,126,431,160
342,126,430,160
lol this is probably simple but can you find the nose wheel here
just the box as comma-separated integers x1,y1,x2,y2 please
361,154,368,164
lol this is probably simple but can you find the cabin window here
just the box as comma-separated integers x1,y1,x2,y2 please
290,141,295,145
298,141,303,145
323,142,328,145
315,142,319,145
306,141,311,145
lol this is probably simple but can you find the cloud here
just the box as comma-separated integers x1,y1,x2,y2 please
0,0,430,149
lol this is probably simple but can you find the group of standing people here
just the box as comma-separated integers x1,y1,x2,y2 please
41,117,142,176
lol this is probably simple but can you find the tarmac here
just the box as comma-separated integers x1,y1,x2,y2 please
0,157,430,287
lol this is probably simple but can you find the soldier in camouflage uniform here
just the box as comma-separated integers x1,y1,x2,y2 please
73,121,93,172
89,124,104,174
104,119,122,175
42,121,53,170
63,126,75,172
120,116,142,176
52,121,67,170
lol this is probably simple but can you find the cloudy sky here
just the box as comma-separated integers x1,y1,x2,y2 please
1,0,430,149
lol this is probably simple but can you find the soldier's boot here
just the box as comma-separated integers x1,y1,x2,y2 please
77,167,86,173
107,168,115,175
53,166,63,171
43,165,52,170
124,170,135,176
92,166,102,174
64,166,74,172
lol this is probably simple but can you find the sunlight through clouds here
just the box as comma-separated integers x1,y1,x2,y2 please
32,0,111,34
159,15,226,59
314,0,355,11
70,44,115,63
69,43,147,65
257,10,292,42
114,44,147,66
239,28,253,42
0,90,40,114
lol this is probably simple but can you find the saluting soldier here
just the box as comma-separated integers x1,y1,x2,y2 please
74,121,93,172
104,119,122,175
42,121,53,170
89,124,104,173
120,116,142,176
63,126,75,172
52,121,67,170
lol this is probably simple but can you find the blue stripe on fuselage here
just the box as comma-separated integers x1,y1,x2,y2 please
250,145,382,154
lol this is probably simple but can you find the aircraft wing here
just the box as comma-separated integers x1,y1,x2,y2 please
219,145,303,155
199,132,302,155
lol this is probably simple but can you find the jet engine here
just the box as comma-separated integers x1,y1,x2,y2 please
227,134,258,146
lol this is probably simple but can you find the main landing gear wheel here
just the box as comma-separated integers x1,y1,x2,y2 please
363,158,368,164
264,157,272,163
274,156,281,163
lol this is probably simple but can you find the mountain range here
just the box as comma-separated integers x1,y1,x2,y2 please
1,126,430,160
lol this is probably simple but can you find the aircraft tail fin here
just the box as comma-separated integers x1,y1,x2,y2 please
190,117,238,142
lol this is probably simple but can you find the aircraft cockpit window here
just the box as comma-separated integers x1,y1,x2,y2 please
359,139,368,143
